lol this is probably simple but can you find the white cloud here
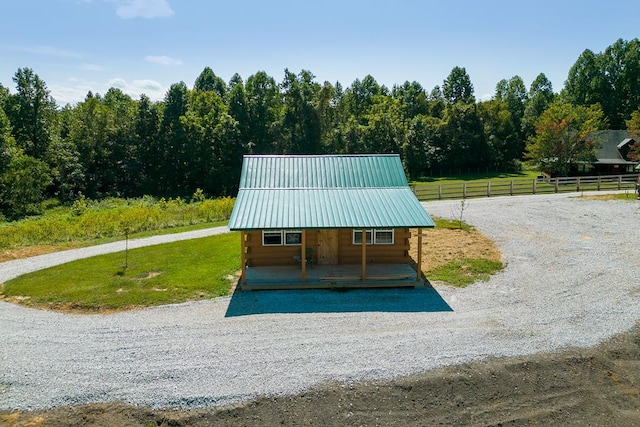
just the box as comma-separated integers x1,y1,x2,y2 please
133,79,164,91
107,77,165,99
144,55,182,66
115,0,174,19
49,79,99,106
48,77,166,105
108,77,129,89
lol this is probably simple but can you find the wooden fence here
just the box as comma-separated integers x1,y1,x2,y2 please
412,174,640,201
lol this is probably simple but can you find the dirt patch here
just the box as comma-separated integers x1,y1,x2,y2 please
142,271,162,280
3,323,638,426
410,227,502,271
0,244,80,263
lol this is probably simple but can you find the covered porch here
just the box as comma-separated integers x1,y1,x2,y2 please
238,227,429,290
240,263,424,290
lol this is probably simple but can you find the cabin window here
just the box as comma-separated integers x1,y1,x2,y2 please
374,229,394,244
353,229,373,245
284,230,302,245
262,230,302,246
263,231,282,246
353,229,394,245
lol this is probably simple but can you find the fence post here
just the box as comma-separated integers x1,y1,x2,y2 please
618,175,622,190
463,182,467,199
438,185,442,200
533,178,537,194
597,176,601,191
576,176,580,192
510,180,514,196
554,178,559,193
487,181,491,197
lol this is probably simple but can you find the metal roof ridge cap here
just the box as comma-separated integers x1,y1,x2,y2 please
237,186,410,190
241,153,400,158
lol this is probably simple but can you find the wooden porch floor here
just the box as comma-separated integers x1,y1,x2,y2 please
241,263,423,290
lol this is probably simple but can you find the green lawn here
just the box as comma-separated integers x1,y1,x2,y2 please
411,170,540,184
428,259,504,287
1,232,240,312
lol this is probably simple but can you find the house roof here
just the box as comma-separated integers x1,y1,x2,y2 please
618,138,635,150
591,130,636,165
228,154,435,230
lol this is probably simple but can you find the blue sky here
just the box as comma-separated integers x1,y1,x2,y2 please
1,0,639,105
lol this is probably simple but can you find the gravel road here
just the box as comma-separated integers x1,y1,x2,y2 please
1,193,639,410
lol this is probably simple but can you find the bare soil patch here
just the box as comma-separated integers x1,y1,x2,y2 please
0,244,78,263
3,323,638,426
410,227,502,271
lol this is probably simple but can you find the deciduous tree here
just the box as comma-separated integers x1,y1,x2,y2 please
245,71,282,153
625,109,640,161
494,75,527,145
522,73,555,139
526,101,605,176
5,68,57,159
442,66,475,105
193,67,227,98
280,69,321,154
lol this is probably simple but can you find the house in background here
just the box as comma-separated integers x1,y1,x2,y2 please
574,130,638,175
228,154,435,290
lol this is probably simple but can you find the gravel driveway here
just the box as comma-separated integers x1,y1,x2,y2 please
1,193,639,410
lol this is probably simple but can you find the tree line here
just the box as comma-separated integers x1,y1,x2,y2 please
1,38,640,220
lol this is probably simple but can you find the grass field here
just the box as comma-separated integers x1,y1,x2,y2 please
412,172,638,201
412,170,540,184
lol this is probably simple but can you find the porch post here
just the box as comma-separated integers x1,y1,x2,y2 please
240,231,246,285
361,228,367,282
301,230,307,283
417,228,423,281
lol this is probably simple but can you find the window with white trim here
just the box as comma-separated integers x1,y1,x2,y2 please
352,229,394,245
374,229,394,244
262,230,302,246
353,229,372,245
262,230,282,246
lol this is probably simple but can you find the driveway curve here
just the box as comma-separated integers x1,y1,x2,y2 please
1,193,639,410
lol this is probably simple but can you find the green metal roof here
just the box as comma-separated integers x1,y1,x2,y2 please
239,154,410,189
228,154,435,230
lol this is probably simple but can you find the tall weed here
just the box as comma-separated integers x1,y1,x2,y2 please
0,196,235,250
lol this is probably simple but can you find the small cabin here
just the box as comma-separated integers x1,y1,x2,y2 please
228,154,435,289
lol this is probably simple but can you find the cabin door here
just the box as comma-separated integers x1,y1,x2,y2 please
317,229,339,265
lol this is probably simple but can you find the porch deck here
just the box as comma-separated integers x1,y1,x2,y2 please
241,263,423,290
